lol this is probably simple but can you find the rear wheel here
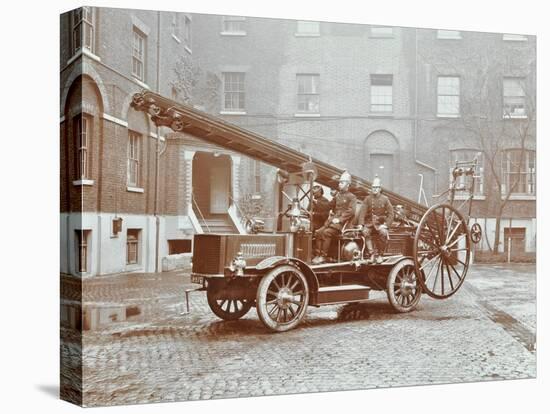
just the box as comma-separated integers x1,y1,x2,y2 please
386,258,422,313
206,288,253,321
256,265,309,332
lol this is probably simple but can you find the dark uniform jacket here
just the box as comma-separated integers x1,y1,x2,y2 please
308,196,331,231
358,193,394,227
325,190,357,230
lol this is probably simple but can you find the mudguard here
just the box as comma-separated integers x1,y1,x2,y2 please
255,256,320,297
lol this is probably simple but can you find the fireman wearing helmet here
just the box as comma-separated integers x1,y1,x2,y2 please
312,171,357,264
357,175,394,264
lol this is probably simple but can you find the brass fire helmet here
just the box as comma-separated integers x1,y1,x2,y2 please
341,240,361,261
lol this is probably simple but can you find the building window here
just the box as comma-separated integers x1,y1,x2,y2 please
132,28,146,81
503,77,526,118
437,76,460,117
71,7,95,54
370,74,393,113
501,150,536,196
172,13,180,39
223,72,245,111
184,16,192,46
503,34,528,41
222,16,246,34
296,21,320,36
127,131,141,187
450,150,484,196
297,74,320,113
74,115,91,179
168,239,192,254
76,230,91,273
370,27,393,37
437,30,462,39
126,229,141,265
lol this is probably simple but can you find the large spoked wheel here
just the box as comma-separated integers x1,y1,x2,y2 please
206,288,253,321
413,203,471,299
386,258,422,313
256,265,309,332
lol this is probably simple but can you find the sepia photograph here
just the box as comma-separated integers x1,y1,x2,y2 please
56,1,538,409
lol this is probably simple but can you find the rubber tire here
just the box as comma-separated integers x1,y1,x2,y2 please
256,265,309,332
206,288,253,321
387,258,422,313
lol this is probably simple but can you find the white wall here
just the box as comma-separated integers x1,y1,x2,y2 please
471,217,536,253
60,212,177,277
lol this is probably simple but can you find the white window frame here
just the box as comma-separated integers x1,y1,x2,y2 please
370,27,394,38
503,77,527,118
222,72,246,112
449,150,484,198
296,21,320,36
127,131,141,187
501,149,536,196
222,16,247,35
184,16,192,49
437,76,461,117
437,30,462,40
503,34,528,41
71,7,95,54
370,74,393,113
132,28,146,81
172,13,180,41
76,229,91,274
296,74,320,114
75,114,91,180
126,229,141,265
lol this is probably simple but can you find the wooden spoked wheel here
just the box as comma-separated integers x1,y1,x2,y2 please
470,223,482,244
413,203,471,299
386,258,422,312
206,288,253,321
256,265,309,332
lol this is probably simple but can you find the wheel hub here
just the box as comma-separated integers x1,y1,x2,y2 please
277,288,294,309
400,277,415,294
439,245,451,258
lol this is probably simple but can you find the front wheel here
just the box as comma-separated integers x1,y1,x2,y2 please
256,265,309,332
207,288,253,321
386,258,422,313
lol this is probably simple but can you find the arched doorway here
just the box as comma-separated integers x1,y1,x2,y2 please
192,152,232,217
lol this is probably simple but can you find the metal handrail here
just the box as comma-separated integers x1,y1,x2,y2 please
191,191,211,233
228,194,250,225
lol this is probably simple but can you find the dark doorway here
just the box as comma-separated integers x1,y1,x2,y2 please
504,227,526,255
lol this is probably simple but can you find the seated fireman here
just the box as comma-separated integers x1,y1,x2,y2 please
357,175,394,264
312,171,357,264
308,184,331,233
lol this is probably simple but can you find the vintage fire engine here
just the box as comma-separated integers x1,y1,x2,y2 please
131,91,483,332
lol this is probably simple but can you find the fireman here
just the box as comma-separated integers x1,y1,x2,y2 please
312,171,357,264
308,184,331,233
357,175,394,264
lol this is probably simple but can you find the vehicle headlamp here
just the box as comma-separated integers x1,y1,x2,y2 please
229,251,247,276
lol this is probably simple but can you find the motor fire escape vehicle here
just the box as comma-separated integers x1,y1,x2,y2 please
131,91,483,332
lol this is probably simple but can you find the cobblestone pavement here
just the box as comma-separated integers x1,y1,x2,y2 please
62,264,536,407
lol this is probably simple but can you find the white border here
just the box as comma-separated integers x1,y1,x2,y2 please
2,1,546,414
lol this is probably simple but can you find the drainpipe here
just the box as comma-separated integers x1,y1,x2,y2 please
154,11,161,273
413,29,437,194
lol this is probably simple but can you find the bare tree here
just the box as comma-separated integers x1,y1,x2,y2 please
422,39,536,254
170,55,221,112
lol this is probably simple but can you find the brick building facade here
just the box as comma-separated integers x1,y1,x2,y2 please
60,8,536,277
